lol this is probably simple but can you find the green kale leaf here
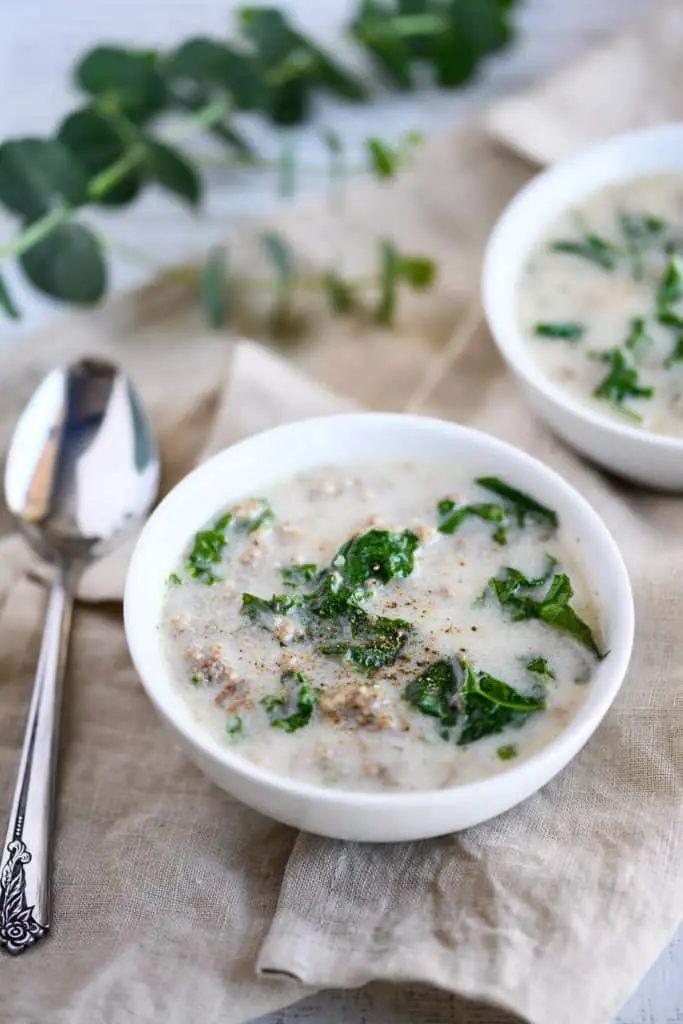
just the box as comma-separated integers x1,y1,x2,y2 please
403,660,458,726
280,562,318,586
475,476,558,530
457,657,544,746
485,563,603,657
261,671,318,732
320,605,412,672
437,498,507,544
335,528,419,587
534,322,585,341
186,511,233,584
526,655,555,684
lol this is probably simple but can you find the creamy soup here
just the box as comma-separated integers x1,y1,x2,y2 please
160,460,604,793
519,173,683,435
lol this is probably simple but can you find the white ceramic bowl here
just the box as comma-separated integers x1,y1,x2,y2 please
124,412,634,842
482,122,683,490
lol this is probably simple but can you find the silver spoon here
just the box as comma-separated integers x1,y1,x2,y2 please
0,356,159,954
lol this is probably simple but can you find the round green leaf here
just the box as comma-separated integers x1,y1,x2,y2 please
145,139,201,207
399,254,436,289
0,138,89,220
162,38,263,111
58,107,144,206
75,46,167,123
20,222,107,305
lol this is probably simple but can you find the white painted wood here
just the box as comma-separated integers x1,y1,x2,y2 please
1,2,681,1021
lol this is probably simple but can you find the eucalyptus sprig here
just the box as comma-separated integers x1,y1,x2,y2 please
0,0,518,330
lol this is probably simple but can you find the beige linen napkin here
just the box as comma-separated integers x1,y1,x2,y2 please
2,4,683,1023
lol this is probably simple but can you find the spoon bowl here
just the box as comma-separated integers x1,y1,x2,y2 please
5,357,158,566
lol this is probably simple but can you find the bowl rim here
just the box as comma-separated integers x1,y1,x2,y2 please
124,411,635,809
482,120,683,452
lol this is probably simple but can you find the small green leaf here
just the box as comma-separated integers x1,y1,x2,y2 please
664,336,683,368
437,498,506,539
281,563,318,586
75,46,167,123
434,0,516,88
497,744,518,761
619,210,669,246
534,322,585,341
20,222,107,305
278,140,296,197
657,252,683,310
145,138,201,207
166,572,183,586
349,0,413,90
624,316,651,356
592,347,653,419
262,671,318,732
239,7,311,125
476,477,558,530
58,107,144,207
261,230,295,304
375,239,399,324
235,498,275,533
526,656,554,683
324,270,356,314
199,246,229,329
398,254,435,289
163,38,263,111
0,138,89,220
0,270,20,320
186,511,233,584
366,137,398,178
226,715,243,736
550,233,620,271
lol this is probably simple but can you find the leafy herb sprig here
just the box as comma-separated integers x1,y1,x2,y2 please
0,0,519,329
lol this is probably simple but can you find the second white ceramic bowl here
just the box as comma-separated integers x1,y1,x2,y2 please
482,122,683,490
124,413,634,842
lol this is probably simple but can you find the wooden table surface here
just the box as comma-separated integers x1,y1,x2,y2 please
1,1,681,1021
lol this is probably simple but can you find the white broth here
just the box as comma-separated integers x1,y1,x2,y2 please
519,173,683,435
160,460,604,793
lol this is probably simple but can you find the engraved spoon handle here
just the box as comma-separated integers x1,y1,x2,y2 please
0,568,73,954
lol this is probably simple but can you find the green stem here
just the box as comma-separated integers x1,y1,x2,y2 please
188,151,364,176
88,145,145,200
163,262,377,292
0,206,69,259
0,97,232,262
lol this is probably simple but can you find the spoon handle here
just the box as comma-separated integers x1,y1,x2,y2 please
0,569,73,954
